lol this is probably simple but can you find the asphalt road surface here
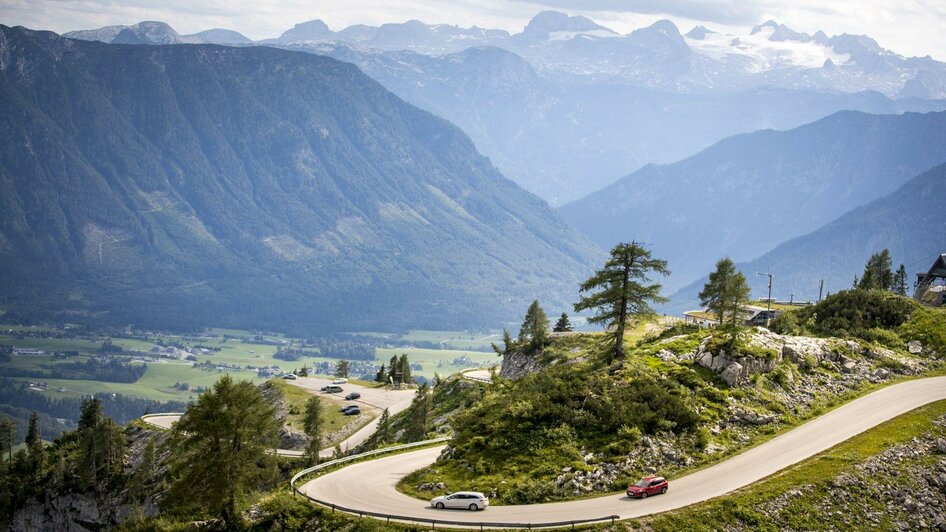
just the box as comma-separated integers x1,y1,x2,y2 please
141,377,415,458
298,376,946,525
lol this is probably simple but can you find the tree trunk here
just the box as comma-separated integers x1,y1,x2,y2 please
615,257,630,360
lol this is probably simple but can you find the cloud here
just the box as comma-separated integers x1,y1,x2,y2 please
513,0,769,25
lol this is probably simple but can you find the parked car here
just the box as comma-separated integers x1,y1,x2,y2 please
627,476,668,499
281,373,297,380
430,492,489,511
324,385,343,393
331,378,348,384
345,392,361,400
343,406,360,416
319,385,329,391
340,404,359,412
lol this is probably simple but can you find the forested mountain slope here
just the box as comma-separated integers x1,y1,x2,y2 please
560,110,946,290
0,26,599,333
669,162,946,309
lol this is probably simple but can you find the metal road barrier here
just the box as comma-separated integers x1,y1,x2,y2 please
459,368,493,383
290,437,620,530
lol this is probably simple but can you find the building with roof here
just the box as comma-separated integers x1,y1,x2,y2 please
914,254,946,307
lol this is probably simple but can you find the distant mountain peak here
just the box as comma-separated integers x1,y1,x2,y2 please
279,19,334,42
750,19,812,42
685,25,717,40
112,21,187,45
521,11,615,38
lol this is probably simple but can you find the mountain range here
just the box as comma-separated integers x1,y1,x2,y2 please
559,110,946,291
0,25,598,333
668,162,946,310
63,13,946,205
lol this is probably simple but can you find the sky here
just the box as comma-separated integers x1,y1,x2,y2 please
1,0,944,60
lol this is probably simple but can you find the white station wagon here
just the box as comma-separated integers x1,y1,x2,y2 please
430,491,489,511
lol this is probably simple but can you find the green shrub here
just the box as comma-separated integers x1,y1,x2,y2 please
899,307,946,356
791,290,915,338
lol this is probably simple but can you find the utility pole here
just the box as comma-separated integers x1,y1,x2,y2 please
756,272,774,312
818,279,824,302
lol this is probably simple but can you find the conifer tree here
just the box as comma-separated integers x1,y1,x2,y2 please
398,354,412,385
518,300,550,351
388,355,400,384
491,329,515,356
26,412,43,473
0,418,14,464
553,312,573,332
405,383,430,442
303,396,324,464
375,363,387,383
377,408,391,445
858,249,894,291
699,258,752,327
574,241,669,361
334,360,349,379
166,375,279,528
894,264,909,296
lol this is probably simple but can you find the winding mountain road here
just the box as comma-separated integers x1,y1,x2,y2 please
142,377,415,458
298,376,946,525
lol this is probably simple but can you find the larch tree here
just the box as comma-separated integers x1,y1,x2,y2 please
375,363,387,383
574,241,669,362
165,375,279,528
334,360,349,379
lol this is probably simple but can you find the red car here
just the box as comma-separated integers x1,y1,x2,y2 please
626,476,668,499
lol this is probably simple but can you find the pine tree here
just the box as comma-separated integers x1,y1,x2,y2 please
78,397,102,431
398,354,412,385
377,408,391,445
26,412,43,473
894,264,909,296
0,418,14,464
303,396,324,464
858,249,894,291
518,300,550,351
388,355,400,384
491,329,515,356
405,383,431,442
699,258,752,327
574,241,669,361
166,375,280,528
375,363,387,383
334,360,349,379
553,312,573,332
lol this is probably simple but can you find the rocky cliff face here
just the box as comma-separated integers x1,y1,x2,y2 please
11,425,167,531
499,349,552,380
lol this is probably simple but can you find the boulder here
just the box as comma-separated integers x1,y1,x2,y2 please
908,341,923,354
720,362,745,386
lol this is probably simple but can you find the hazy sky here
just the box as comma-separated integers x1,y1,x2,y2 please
2,0,944,60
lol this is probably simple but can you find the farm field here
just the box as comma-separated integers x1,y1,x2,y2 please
0,324,501,405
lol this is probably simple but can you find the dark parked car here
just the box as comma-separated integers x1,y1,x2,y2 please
340,404,359,413
345,392,361,400
627,476,668,499
343,406,360,416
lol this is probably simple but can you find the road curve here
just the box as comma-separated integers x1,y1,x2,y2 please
141,378,414,458
298,376,946,525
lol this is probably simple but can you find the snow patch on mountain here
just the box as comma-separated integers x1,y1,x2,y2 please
687,25,850,71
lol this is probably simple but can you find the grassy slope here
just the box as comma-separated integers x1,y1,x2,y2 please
396,297,946,505
267,380,369,446
634,399,946,531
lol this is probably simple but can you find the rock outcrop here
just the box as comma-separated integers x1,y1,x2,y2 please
499,349,551,380
696,328,923,386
